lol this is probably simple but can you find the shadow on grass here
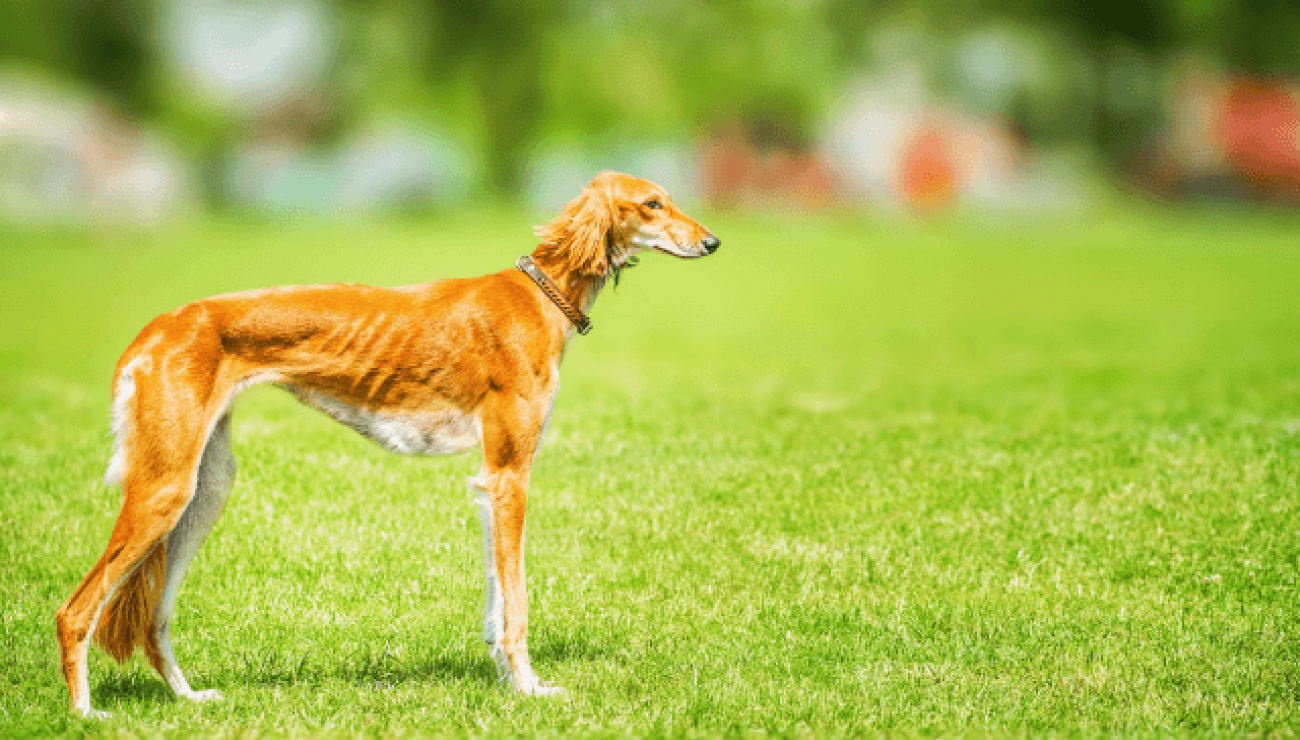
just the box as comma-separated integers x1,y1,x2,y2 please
531,629,616,663
90,648,497,705
94,672,173,705
221,645,500,689
91,632,610,707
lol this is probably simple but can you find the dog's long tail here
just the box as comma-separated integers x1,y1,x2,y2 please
93,545,166,662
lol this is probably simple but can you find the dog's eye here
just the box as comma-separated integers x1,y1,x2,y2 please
644,199,662,210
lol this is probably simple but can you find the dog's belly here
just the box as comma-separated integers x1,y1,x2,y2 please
285,385,480,455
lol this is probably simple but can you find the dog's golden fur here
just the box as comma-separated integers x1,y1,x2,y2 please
534,184,614,279
55,172,718,717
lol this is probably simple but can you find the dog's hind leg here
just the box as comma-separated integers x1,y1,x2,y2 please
56,466,205,718
141,412,236,703
56,548,141,718
57,309,227,718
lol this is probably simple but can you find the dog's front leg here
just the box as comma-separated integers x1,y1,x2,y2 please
469,467,564,695
469,391,564,696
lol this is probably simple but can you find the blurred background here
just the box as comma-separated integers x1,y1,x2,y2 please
2,0,1300,227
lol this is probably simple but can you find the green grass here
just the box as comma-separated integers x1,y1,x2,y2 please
2,208,1298,738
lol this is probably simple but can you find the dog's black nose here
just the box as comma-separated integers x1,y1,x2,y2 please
702,235,720,254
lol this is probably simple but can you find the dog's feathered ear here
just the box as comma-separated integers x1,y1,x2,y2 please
533,186,613,278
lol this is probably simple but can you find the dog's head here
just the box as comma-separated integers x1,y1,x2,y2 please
534,172,719,280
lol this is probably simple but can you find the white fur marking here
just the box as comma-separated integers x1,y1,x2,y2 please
72,575,128,718
467,474,562,696
471,483,505,648
103,357,143,486
624,219,707,260
629,226,702,258
289,386,480,455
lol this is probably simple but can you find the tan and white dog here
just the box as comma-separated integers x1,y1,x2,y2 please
55,172,719,718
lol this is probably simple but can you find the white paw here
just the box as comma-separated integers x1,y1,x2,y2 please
487,643,566,697
180,689,224,703
511,671,568,697
77,707,112,720
518,680,568,697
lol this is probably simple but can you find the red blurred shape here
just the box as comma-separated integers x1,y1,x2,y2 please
899,125,960,213
700,123,839,212
1221,79,1300,196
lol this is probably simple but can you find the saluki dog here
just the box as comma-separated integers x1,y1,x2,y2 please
55,172,719,718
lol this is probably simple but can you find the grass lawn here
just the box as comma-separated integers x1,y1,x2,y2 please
1,208,1298,738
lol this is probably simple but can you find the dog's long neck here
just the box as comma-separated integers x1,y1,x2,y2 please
527,249,608,318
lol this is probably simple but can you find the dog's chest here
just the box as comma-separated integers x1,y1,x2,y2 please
286,385,481,455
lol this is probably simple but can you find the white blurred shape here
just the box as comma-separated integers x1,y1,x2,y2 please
821,70,925,204
957,31,1020,113
225,118,478,215
0,70,194,226
525,143,601,213
162,0,335,115
525,139,701,213
821,65,1092,216
619,143,701,208
338,122,478,209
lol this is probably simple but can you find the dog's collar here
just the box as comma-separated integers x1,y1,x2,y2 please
516,256,592,335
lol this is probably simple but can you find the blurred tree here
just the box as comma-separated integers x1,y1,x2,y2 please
0,1,69,73
1176,0,1300,74
0,0,155,115
426,0,553,194
66,0,156,115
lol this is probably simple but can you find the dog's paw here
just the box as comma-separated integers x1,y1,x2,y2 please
77,707,112,720
513,675,568,697
180,689,224,703
487,643,566,697
524,681,568,698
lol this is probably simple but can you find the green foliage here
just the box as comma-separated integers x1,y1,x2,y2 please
6,0,1300,194
2,208,1299,737
0,0,156,114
